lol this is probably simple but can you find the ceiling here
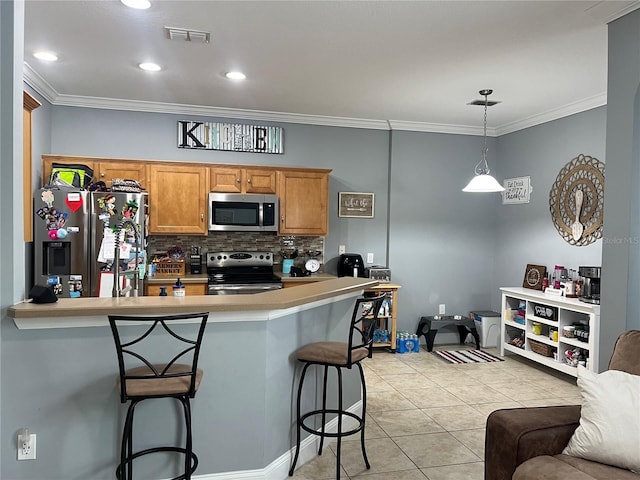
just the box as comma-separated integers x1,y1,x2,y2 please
23,1,640,135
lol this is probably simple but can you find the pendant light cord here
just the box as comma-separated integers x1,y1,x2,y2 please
475,90,491,175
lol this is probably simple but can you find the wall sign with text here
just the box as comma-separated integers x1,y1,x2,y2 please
178,121,284,154
338,192,375,218
502,176,532,204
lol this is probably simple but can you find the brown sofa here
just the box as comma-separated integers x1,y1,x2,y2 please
485,330,640,480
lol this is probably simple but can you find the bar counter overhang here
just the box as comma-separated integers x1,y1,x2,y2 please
4,277,377,480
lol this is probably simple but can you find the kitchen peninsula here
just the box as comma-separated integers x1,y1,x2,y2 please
5,278,377,479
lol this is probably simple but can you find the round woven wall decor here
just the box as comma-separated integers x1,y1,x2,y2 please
549,153,605,246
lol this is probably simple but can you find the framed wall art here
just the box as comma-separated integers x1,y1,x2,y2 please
338,192,374,218
523,264,547,290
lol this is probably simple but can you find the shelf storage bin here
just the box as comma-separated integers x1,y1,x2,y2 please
529,339,555,358
470,310,501,348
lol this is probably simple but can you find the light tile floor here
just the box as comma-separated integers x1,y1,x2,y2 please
290,345,582,480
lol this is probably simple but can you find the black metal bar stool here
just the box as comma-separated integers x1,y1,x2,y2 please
288,294,386,479
108,312,208,480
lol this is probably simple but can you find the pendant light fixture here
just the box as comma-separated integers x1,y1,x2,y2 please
462,89,505,193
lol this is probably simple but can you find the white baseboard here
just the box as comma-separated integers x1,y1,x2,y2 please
193,400,363,480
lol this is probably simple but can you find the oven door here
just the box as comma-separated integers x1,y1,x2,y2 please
207,283,283,295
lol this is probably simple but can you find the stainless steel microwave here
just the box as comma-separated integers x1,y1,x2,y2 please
208,193,279,232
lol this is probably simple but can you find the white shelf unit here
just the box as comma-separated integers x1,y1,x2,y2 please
500,287,600,377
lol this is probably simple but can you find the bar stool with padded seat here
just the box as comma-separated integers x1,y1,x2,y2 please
108,312,208,480
288,294,386,479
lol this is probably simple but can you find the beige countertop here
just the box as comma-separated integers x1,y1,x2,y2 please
276,272,336,283
8,277,378,321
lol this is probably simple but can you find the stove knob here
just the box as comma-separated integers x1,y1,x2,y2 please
217,255,222,260
259,254,264,259
266,255,271,260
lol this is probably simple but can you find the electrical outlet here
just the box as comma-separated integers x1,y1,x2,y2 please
439,304,446,315
338,245,346,255
17,432,36,460
367,253,374,263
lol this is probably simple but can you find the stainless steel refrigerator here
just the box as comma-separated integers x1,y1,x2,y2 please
33,187,148,298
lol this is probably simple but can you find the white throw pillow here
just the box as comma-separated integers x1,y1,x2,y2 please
563,365,640,472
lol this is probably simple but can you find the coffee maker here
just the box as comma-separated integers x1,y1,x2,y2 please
338,253,366,278
579,266,601,304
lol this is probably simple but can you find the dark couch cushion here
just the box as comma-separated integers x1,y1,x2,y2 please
608,330,640,375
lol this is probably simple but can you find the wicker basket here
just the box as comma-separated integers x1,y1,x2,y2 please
529,339,555,357
154,261,185,277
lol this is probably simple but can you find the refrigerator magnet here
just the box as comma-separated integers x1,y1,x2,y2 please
41,190,54,207
122,201,139,218
65,192,83,212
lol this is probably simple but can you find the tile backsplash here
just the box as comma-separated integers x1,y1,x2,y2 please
149,233,324,266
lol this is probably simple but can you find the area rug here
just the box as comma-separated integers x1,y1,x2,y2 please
432,349,503,364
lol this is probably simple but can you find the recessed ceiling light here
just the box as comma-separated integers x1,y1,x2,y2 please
225,71,246,80
33,51,58,62
139,62,161,72
121,0,151,9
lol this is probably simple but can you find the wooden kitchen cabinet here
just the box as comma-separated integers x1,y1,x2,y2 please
97,162,147,189
147,164,208,234
277,170,330,236
145,283,207,296
41,156,331,237
210,166,276,194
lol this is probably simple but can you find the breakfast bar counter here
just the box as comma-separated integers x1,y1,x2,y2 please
8,277,376,326
3,277,377,479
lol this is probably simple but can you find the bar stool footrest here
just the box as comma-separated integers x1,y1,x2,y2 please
300,409,364,438
116,446,198,480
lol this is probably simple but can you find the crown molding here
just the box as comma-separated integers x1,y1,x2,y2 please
388,120,493,136
23,61,607,136
54,94,391,130
495,92,607,136
585,1,640,24
23,63,57,103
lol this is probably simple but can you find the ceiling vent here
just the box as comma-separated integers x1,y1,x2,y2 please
468,99,500,106
165,27,210,44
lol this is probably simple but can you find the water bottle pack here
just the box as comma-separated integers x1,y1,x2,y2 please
396,331,421,354
373,329,390,343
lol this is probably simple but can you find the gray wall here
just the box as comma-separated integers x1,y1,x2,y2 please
494,108,606,307
601,9,640,366
1,1,24,474
388,130,500,338
47,107,391,271
39,102,611,343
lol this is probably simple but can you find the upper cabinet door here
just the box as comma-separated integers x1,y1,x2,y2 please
97,162,147,189
211,167,276,194
245,168,277,194
277,170,329,236
210,167,243,193
148,164,208,235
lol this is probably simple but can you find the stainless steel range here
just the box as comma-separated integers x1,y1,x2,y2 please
206,251,283,295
